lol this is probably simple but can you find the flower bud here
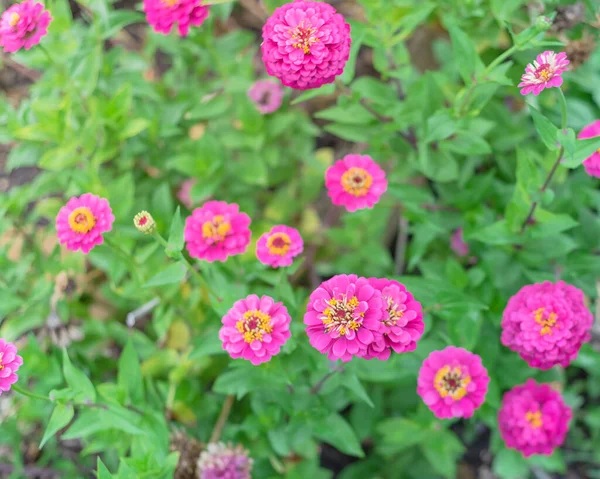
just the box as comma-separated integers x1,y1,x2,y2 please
134,211,156,234
535,15,553,32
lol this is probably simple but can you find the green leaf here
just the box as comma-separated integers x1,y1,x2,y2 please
447,24,484,84
426,110,457,143
556,128,576,162
62,405,144,439
102,10,144,39
291,84,335,105
118,339,144,404
97,458,113,479
166,206,184,254
62,349,96,402
143,262,187,288
313,414,365,458
443,133,491,155
377,418,429,455
562,135,600,168
6,143,42,171
213,366,287,399
186,95,231,120
493,447,529,479
342,373,374,408
421,430,465,479
505,148,539,232
119,118,150,140
530,107,559,150
40,404,74,448
339,21,365,84
471,220,520,245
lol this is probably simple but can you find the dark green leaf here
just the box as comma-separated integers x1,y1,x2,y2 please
62,349,96,402
343,373,374,408
313,414,365,458
143,262,187,288
556,128,576,162
530,107,559,151
118,339,144,404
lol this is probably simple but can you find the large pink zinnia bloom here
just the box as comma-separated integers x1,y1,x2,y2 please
0,0,52,53
578,120,600,178
219,295,291,366
143,0,209,37
325,154,387,212
417,346,489,419
184,201,251,263
304,274,383,362
518,51,570,96
261,0,351,90
0,339,23,395
363,278,424,361
501,281,593,370
248,79,284,114
498,379,571,457
56,193,115,254
256,225,303,268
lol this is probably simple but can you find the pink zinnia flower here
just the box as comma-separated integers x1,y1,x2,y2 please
304,274,383,362
261,0,351,90
256,225,303,268
0,339,23,395
184,201,251,263
56,193,115,254
363,278,424,361
177,179,196,208
501,281,593,370
451,228,469,257
248,79,284,114
219,294,291,366
197,442,252,479
578,120,600,178
518,51,570,96
0,0,52,53
143,0,209,37
498,379,571,457
417,346,489,419
325,154,387,212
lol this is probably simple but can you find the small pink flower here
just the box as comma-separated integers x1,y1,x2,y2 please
248,79,284,114
184,201,251,263
363,278,424,361
578,120,600,178
177,179,196,208
0,339,23,395
501,281,593,370
56,193,115,254
197,442,253,479
498,379,571,457
143,0,209,37
0,0,52,53
219,295,291,366
304,274,383,362
518,51,570,96
325,154,387,212
256,225,303,268
261,0,351,90
417,346,489,419
451,228,469,257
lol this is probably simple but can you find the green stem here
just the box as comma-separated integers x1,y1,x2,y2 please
557,88,568,130
11,384,52,402
104,236,143,284
38,44,88,110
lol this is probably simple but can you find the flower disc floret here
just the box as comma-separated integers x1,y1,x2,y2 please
304,274,383,362
184,201,251,263
518,51,570,96
501,281,593,369
498,379,571,457
417,346,489,419
261,0,351,90
56,193,115,254
143,0,209,37
219,295,291,365
256,225,303,268
0,0,52,53
325,154,387,212
578,120,600,178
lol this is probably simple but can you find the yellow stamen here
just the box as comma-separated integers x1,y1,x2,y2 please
68,207,96,234
236,310,273,344
434,365,471,400
266,232,291,256
9,12,20,27
341,167,373,197
525,410,543,428
202,215,231,242
290,21,319,55
533,307,557,336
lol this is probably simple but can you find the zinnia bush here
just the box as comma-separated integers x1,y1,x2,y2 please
2,0,600,478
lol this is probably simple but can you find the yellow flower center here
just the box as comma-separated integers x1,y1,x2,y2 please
160,0,179,6
236,310,273,343
0,352,4,370
535,64,553,82
383,295,404,327
202,215,231,242
267,232,291,256
341,167,373,197
434,365,471,400
321,295,363,336
68,207,96,234
9,12,20,27
525,410,543,429
290,21,319,54
533,307,557,336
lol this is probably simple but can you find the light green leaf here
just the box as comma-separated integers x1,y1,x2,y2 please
530,107,559,150
62,349,96,402
62,405,144,439
447,24,484,84
118,339,144,404
343,373,374,408
97,458,113,479
421,430,465,479
291,84,336,105
493,447,529,479
562,136,600,168
119,118,151,140
166,206,185,254
377,418,428,455
556,128,576,162
40,404,74,448
143,262,187,288
313,414,365,458
426,110,457,142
